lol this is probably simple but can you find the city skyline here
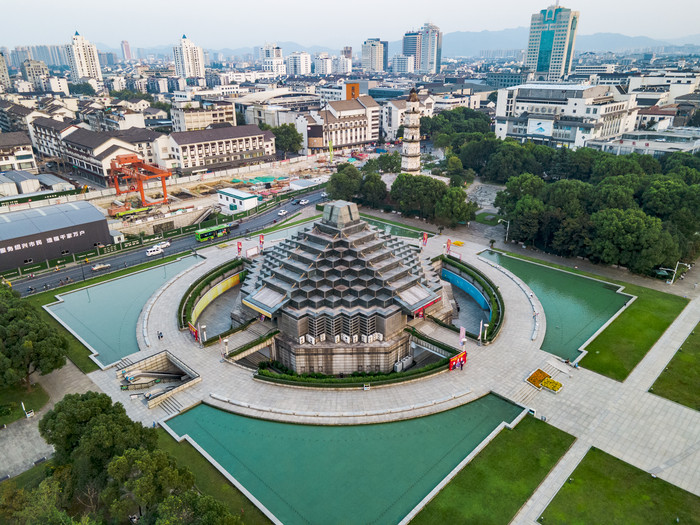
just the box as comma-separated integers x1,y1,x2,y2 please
1,0,699,49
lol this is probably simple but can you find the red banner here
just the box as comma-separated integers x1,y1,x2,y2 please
422,232,428,246
449,350,467,370
446,239,452,252
237,241,242,255
188,322,199,342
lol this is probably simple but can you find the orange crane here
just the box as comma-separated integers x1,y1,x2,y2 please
109,154,172,207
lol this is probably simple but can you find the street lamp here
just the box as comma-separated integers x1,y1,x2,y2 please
498,219,510,242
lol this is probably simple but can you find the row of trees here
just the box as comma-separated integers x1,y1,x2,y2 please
326,155,477,227
258,123,303,157
0,392,241,524
0,286,67,391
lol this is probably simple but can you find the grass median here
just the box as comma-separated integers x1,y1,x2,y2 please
157,428,269,524
475,212,503,226
651,321,700,410
23,252,191,374
497,250,688,381
0,383,49,426
412,416,574,525
541,447,700,524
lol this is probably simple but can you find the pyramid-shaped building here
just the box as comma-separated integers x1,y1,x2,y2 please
241,201,447,374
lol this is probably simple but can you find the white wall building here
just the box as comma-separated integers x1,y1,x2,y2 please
66,32,103,83
382,95,434,141
418,23,442,74
314,53,333,75
361,39,385,73
332,56,352,75
218,188,259,214
173,35,205,79
392,55,414,74
171,100,236,132
495,83,638,149
40,77,69,95
286,52,311,76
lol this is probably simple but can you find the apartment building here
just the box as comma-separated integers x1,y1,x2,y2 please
171,100,236,132
31,117,81,159
495,83,638,149
61,128,137,185
0,132,38,173
66,32,103,83
166,124,275,175
173,35,205,79
297,95,380,154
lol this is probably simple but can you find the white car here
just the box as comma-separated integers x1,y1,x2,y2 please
321,192,328,198
91,263,111,272
299,199,309,205
278,209,288,216
156,240,171,249
146,246,163,257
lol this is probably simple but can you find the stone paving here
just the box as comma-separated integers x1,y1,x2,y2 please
25,213,699,521
0,361,99,479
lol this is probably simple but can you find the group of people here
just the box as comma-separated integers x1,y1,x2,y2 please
157,331,164,340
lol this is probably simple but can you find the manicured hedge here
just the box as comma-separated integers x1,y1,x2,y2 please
178,259,245,329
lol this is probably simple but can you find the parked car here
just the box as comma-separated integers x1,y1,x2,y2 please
156,240,171,249
91,263,111,272
146,246,163,257
278,209,288,216
299,199,309,205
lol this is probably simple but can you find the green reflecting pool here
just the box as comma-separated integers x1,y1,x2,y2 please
481,251,630,360
47,256,197,367
166,394,522,525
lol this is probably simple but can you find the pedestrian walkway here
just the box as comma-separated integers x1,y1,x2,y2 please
80,220,700,519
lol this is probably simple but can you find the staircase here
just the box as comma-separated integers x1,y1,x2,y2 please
508,362,562,406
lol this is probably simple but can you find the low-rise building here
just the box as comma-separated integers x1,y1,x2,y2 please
592,128,700,158
166,124,275,175
62,128,137,185
217,187,259,214
635,105,677,130
0,132,38,173
171,100,236,132
495,83,638,149
1,170,41,193
381,95,434,141
296,95,380,154
31,117,81,159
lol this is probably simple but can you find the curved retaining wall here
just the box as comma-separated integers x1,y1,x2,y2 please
192,270,246,325
441,268,491,312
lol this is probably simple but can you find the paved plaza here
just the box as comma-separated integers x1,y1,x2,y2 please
6,209,699,523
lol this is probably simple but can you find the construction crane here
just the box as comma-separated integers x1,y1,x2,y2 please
109,154,172,207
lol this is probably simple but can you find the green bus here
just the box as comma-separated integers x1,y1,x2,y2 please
195,223,232,242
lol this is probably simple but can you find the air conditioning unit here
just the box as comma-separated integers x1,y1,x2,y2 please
361,335,368,343
368,335,375,343
375,333,384,342
352,334,358,344
319,333,326,342
341,334,351,344
299,336,306,344
307,335,316,345
334,335,341,343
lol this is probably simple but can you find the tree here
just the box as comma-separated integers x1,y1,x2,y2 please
110,90,153,101
446,155,463,176
153,491,242,525
235,111,246,125
511,195,546,245
0,286,67,390
377,151,401,173
271,124,303,157
327,164,362,201
151,101,172,118
360,172,387,208
494,173,545,216
487,91,498,103
102,448,194,519
590,154,644,183
435,188,477,227
360,158,380,174
481,142,539,183
69,83,96,96
4,478,97,525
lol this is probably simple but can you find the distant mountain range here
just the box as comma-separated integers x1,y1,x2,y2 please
96,29,700,60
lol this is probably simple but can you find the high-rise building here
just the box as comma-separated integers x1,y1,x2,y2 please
260,43,286,76
173,35,205,79
332,56,352,74
0,52,10,92
121,40,132,61
66,32,103,82
10,47,32,68
402,31,421,71
29,45,68,67
418,23,442,74
525,4,579,81
286,52,311,75
341,46,352,59
314,53,332,75
361,39,385,73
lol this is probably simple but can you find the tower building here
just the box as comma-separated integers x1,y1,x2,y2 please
173,35,205,79
401,89,421,175
121,40,132,61
66,32,103,83
525,4,579,81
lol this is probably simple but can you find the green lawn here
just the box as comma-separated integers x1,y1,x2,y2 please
475,212,503,226
156,428,270,524
0,383,49,426
498,250,688,381
23,252,192,374
651,321,700,410
2,461,50,491
412,416,575,525
541,448,700,524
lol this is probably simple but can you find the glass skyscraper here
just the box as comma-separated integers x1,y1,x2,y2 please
525,5,579,81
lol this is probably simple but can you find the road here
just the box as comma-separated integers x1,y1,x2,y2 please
16,188,327,297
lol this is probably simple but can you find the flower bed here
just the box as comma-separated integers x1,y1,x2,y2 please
541,377,562,393
526,368,550,389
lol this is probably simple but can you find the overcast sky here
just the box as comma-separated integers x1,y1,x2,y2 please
3,0,699,50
